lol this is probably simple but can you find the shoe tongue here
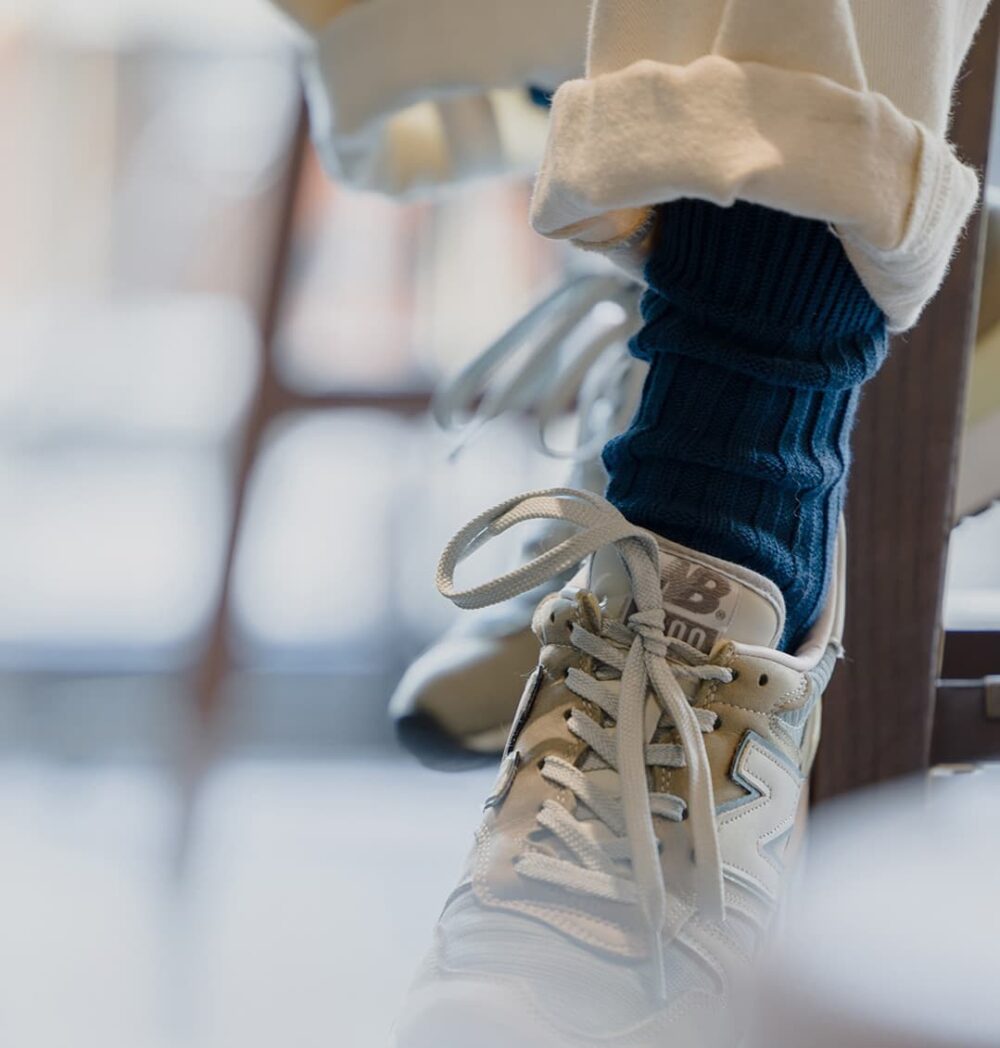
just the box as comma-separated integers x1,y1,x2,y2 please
656,536,785,652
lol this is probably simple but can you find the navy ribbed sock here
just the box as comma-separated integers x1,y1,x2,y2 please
603,200,888,650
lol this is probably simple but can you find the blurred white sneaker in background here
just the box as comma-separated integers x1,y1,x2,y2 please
391,273,645,768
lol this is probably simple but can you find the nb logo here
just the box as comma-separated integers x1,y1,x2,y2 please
662,561,733,616
663,612,717,655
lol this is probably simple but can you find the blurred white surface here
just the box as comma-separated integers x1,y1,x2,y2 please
0,757,492,1048
0,297,255,663
0,0,293,47
232,411,566,666
0,447,228,662
8,755,995,1048
944,501,1000,629
0,297,258,441
759,766,1000,1048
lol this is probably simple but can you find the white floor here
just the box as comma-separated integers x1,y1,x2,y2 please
2,756,998,1048
0,757,493,1048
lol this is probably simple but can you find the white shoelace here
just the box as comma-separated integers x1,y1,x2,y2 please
431,272,645,462
437,488,731,988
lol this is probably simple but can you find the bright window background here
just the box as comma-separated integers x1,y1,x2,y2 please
0,0,572,759
0,12,571,1042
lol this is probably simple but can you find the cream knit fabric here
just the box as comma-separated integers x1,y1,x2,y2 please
279,0,990,330
531,0,990,331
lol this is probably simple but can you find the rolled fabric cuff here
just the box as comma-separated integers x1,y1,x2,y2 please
530,57,980,332
300,0,587,196
302,78,551,196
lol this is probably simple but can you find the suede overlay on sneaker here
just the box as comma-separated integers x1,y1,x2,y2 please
603,199,888,650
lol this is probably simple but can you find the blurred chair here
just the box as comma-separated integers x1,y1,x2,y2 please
189,102,434,730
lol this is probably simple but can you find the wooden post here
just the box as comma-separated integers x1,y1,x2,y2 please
813,6,1000,800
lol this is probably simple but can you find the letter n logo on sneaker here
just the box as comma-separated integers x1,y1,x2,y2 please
660,556,738,654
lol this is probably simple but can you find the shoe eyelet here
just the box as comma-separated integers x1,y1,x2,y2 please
563,708,573,721
729,670,740,683
758,673,769,687
712,713,722,730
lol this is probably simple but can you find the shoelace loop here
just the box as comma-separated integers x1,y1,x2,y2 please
431,272,644,462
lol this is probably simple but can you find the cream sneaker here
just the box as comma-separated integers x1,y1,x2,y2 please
392,274,645,768
391,489,843,1047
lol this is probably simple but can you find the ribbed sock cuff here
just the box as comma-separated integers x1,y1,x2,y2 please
646,198,886,347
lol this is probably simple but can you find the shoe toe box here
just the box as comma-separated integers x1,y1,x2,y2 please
393,892,732,1048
